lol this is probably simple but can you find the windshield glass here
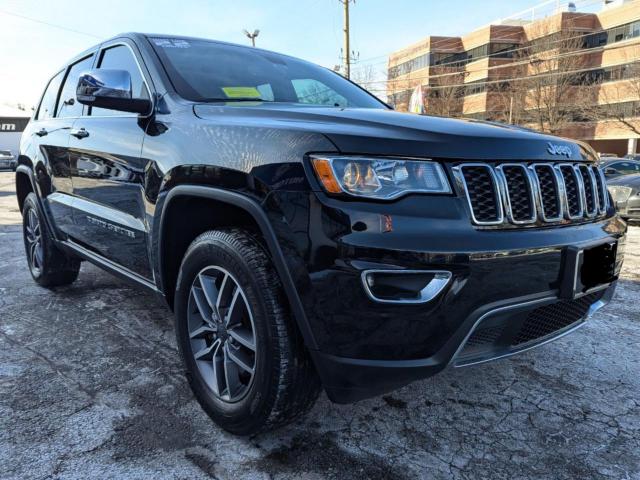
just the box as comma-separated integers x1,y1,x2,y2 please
149,37,386,109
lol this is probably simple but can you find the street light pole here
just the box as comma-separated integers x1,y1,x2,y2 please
243,29,260,47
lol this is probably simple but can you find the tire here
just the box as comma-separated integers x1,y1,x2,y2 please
22,192,80,287
174,229,321,435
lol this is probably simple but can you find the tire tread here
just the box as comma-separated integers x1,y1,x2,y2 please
178,228,321,434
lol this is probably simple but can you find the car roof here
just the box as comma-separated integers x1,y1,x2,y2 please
602,158,640,165
608,173,640,187
113,32,304,62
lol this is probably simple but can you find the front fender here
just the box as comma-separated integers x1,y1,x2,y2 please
154,184,319,350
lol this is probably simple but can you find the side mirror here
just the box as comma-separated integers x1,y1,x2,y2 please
604,168,617,176
76,69,151,115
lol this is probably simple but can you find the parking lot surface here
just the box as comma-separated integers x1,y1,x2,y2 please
0,171,638,479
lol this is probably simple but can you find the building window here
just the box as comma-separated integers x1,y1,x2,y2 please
388,41,519,79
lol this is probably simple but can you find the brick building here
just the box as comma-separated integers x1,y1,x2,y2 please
387,0,640,156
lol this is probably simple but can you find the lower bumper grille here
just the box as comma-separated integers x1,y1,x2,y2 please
514,294,597,345
455,291,604,366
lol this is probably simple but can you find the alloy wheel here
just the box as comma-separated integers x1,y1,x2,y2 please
188,266,257,402
25,207,44,274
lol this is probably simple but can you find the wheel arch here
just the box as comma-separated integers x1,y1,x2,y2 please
156,184,318,350
15,165,36,213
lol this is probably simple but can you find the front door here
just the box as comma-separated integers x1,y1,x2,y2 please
67,42,153,280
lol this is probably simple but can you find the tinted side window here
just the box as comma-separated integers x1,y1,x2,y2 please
619,162,633,173
35,71,64,120
91,45,149,116
57,55,95,118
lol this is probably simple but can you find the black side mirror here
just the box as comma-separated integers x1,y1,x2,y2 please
76,69,151,115
603,168,617,176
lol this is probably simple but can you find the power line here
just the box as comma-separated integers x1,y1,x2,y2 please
375,55,640,94
0,8,102,39
353,0,620,68
360,0,609,66
348,1,616,89
385,22,611,73
359,39,640,87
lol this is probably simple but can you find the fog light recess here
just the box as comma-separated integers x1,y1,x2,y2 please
361,270,452,304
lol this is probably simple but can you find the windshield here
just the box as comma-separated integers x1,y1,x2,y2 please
149,37,386,109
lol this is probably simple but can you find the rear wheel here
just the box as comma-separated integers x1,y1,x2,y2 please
22,193,80,287
174,229,321,435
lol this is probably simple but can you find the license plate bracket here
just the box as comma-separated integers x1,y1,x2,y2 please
560,240,617,299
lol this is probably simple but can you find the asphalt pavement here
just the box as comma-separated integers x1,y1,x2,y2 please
0,171,638,480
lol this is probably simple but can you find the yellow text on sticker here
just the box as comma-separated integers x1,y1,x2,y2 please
221,87,262,98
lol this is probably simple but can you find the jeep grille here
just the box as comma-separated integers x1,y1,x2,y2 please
455,163,608,227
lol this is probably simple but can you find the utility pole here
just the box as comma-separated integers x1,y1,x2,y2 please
243,29,260,47
340,0,353,79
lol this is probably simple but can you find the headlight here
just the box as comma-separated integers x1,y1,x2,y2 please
607,185,633,203
310,155,451,199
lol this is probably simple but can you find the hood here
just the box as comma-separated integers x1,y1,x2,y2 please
608,173,640,189
194,103,594,162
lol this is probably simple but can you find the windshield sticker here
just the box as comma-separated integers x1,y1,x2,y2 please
153,38,190,48
221,86,262,99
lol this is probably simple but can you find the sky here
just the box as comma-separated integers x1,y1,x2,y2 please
0,0,543,109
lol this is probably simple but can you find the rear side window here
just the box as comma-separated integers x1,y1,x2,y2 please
612,162,640,173
57,55,95,118
91,45,149,116
35,71,64,121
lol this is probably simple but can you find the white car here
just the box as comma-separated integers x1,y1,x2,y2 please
0,150,16,171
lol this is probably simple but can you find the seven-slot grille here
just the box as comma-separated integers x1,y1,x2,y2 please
456,163,608,227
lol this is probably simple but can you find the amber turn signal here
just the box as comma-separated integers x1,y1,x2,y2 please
311,158,342,193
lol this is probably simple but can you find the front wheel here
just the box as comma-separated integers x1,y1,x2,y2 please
174,229,321,435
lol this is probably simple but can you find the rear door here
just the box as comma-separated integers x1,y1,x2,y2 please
67,41,154,280
29,54,94,236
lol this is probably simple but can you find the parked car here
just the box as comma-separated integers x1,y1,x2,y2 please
623,154,640,161
0,150,16,171
598,153,619,160
16,33,626,435
600,158,640,178
608,173,640,221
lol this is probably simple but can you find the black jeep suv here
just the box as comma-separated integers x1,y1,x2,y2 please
17,33,625,435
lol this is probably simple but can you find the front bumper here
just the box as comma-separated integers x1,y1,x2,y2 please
264,190,626,403
618,194,640,220
0,158,16,169
312,284,615,403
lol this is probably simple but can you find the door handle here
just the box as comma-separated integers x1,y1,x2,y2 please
35,128,48,137
70,128,89,139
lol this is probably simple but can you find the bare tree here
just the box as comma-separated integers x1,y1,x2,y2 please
351,64,389,103
351,64,377,87
592,53,640,137
425,68,466,117
519,26,593,134
384,59,423,111
490,79,528,125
